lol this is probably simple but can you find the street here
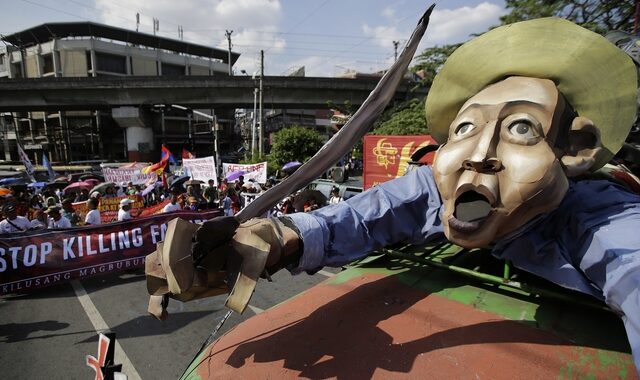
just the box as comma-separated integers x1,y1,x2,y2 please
0,266,339,379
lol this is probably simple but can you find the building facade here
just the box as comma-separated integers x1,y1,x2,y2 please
0,22,239,164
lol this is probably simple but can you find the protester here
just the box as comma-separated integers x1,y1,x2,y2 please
29,209,48,230
204,179,218,208
45,196,57,208
29,195,43,210
0,203,31,233
61,199,81,226
228,187,241,214
127,182,137,196
280,196,295,215
84,198,101,225
104,186,117,198
162,194,182,213
186,196,199,211
46,206,72,229
218,178,229,193
221,190,233,216
117,198,134,221
329,187,343,204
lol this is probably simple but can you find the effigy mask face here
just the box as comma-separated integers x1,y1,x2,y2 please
432,76,600,248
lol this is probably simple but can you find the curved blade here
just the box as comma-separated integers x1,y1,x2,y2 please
237,3,435,222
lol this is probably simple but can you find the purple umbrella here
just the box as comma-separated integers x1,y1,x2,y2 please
225,170,245,182
282,161,302,171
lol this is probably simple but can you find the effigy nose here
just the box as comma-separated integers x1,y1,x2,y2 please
462,157,502,172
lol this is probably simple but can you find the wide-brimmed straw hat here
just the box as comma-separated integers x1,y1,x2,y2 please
426,17,637,170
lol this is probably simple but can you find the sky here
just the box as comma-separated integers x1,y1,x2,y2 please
1,0,507,77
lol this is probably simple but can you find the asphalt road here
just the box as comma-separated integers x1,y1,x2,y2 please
0,267,340,379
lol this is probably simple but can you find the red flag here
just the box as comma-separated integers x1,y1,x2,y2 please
182,148,195,159
161,144,176,164
141,160,166,175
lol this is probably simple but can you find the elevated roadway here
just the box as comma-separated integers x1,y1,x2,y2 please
0,76,424,112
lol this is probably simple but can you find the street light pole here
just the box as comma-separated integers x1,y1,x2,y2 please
258,50,264,156
252,87,258,158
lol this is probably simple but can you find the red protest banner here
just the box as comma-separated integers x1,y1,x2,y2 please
363,135,437,189
73,195,145,224
0,209,222,295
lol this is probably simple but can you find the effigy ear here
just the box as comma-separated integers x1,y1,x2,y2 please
560,116,602,177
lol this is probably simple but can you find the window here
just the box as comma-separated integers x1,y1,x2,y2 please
11,62,23,78
42,53,54,74
95,52,127,74
161,63,184,77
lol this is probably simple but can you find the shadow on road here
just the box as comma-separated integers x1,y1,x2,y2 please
76,310,213,344
0,320,72,343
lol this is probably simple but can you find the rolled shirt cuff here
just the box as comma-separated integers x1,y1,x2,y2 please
286,212,328,274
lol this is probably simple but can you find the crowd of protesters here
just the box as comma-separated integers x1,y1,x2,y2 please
0,170,340,233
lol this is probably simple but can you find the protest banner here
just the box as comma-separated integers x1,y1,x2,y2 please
138,198,172,217
102,167,156,185
183,156,218,186
73,195,145,224
222,162,268,183
0,209,223,295
363,135,437,189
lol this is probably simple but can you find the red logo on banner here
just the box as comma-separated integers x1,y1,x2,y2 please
363,135,437,189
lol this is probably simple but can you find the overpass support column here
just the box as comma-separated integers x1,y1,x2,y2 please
112,107,154,162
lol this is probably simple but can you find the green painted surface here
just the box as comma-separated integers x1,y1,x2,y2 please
180,350,205,380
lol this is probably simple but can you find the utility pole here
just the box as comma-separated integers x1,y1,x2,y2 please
225,30,233,76
393,40,400,62
136,13,140,32
178,26,183,40
259,50,264,156
153,18,159,35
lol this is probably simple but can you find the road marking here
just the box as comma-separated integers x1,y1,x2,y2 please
71,280,142,380
247,304,264,314
317,269,336,278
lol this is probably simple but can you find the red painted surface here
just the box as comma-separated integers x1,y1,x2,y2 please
193,274,635,379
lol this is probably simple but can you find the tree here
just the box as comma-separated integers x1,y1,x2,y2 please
499,0,635,34
411,44,461,89
269,126,325,167
370,97,428,136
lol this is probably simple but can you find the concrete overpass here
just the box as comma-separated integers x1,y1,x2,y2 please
0,75,423,112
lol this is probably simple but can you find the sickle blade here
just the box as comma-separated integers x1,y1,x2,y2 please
237,4,436,222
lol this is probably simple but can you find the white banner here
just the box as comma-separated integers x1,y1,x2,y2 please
102,167,156,185
183,156,218,186
222,162,268,183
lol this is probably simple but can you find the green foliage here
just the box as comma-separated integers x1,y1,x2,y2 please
411,44,461,88
269,126,325,167
500,0,635,34
370,97,428,136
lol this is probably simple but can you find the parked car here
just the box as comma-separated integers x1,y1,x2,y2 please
306,178,363,202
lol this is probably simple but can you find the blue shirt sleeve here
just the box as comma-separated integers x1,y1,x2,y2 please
288,166,444,273
493,180,640,369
